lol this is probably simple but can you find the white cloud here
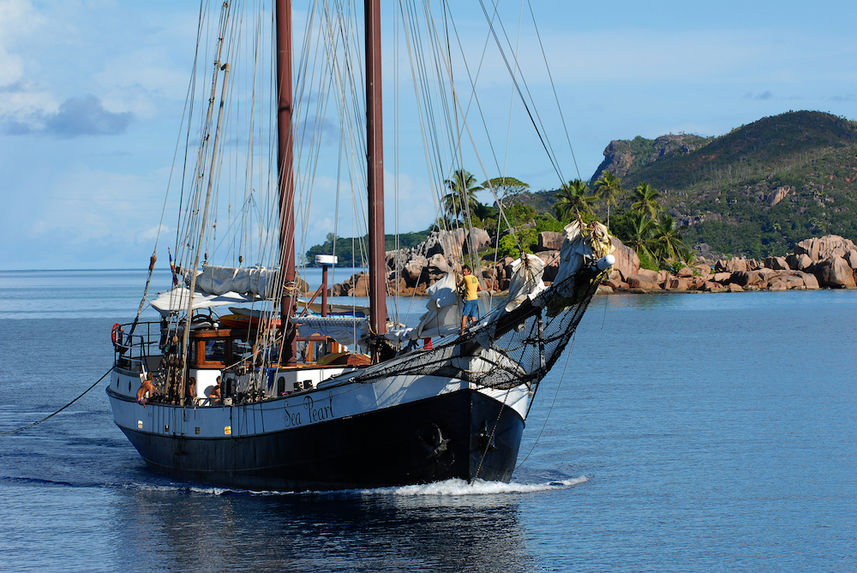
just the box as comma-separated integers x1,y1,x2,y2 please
0,1,196,129
3,93,132,136
0,1,53,114
0,81,56,122
138,224,170,243
0,0,42,83
0,1,56,121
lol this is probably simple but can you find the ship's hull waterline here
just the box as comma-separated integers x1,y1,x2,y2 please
108,370,528,491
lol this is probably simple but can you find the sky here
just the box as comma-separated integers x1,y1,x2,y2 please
1,0,856,270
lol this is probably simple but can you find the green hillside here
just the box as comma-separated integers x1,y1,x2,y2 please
620,111,857,257
306,111,857,261
517,111,857,258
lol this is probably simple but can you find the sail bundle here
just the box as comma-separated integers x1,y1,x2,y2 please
193,265,276,298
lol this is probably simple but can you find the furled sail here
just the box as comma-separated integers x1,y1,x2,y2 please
193,265,276,298
150,287,252,314
549,220,614,307
386,272,463,343
503,254,547,312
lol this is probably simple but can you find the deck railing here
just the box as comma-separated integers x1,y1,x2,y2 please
113,321,161,372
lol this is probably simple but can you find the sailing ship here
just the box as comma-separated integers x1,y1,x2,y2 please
107,0,615,491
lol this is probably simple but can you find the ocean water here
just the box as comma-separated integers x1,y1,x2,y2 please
1,269,855,572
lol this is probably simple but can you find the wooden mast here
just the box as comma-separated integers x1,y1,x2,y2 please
276,0,297,366
366,0,387,342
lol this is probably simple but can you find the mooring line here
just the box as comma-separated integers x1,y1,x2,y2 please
0,367,113,436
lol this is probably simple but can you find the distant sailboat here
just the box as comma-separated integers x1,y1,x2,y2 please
107,0,614,491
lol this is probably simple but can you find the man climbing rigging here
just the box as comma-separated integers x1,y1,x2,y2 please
457,264,481,335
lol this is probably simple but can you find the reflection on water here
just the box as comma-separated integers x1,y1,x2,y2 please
110,478,575,572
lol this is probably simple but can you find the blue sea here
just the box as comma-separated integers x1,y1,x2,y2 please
1,269,855,572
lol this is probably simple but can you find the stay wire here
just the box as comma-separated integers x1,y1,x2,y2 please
475,0,564,183
526,0,580,180
514,331,576,470
0,368,113,437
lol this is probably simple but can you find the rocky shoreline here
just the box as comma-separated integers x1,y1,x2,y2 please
329,230,857,297
601,233,857,294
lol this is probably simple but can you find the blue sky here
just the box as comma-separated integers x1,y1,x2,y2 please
1,0,855,270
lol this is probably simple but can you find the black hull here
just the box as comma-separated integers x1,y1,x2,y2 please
118,389,525,491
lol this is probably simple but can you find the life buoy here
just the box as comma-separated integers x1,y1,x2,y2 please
111,323,122,346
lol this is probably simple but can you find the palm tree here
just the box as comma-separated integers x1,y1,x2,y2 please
630,183,662,219
624,211,656,261
651,213,687,263
677,245,696,265
593,171,624,226
553,179,596,222
442,169,483,223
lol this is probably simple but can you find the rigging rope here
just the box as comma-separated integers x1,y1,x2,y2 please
514,331,576,470
526,0,580,180
0,368,113,437
472,384,514,482
475,0,565,183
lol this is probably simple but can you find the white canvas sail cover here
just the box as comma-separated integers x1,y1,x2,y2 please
150,287,253,314
193,265,276,298
552,220,614,297
503,254,547,312
387,272,462,343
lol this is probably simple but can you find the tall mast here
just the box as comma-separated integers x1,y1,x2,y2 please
276,0,297,366
366,0,387,339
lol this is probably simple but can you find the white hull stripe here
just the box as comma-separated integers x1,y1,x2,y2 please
110,371,531,439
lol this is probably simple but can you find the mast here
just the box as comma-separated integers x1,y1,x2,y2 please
366,0,387,340
276,0,297,366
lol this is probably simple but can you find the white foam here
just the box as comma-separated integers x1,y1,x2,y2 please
122,482,244,496
122,476,590,497
360,476,590,497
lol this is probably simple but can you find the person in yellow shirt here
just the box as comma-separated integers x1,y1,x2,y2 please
458,264,481,335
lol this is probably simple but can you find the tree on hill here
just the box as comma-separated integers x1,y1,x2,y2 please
304,229,431,267
482,176,529,201
476,176,527,231
610,187,693,269
621,211,656,265
592,111,857,259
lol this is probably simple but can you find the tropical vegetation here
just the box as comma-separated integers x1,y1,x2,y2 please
306,111,857,265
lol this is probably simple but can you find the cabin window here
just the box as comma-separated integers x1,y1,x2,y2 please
205,340,226,362
191,338,230,368
276,376,286,396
